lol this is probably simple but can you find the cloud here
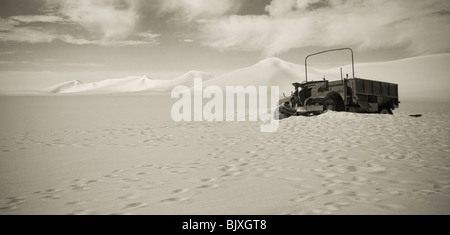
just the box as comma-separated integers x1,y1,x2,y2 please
58,32,159,47
0,17,64,44
0,50,32,56
0,59,105,68
265,0,332,16
0,19,56,43
55,0,141,40
0,19,159,47
9,15,65,23
0,0,160,47
0,18,19,31
136,30,160,42
198,0,450,56
157,0,243,22
0,51,15,56
0,0,159,47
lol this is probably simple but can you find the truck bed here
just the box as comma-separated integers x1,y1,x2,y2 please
346,78,400,112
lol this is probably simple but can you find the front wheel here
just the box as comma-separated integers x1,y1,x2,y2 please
274,109,286,120
275,106,297,120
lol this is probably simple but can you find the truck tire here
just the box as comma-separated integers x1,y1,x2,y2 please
379,108,393,115
274,108,286,120
323,92,345,112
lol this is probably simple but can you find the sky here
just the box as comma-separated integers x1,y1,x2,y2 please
0,0,449,89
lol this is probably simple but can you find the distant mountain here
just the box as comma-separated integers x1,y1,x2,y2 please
47,76,166,94
151,71,214,92
43,54,450,101
202,57,310,95
46,80,84,93
46,71,215,94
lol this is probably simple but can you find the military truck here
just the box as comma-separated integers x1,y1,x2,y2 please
276,48,400,119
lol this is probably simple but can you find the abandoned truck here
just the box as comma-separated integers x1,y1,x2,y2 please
276,48,400,119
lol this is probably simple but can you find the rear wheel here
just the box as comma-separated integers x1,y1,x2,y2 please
379,108,393,115
323,92,345,112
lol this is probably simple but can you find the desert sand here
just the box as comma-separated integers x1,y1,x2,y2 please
0,95,449,215
0,56,449,215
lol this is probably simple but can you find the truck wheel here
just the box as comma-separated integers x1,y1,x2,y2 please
379,108,393,115
323,92,345,112
274,108,282,120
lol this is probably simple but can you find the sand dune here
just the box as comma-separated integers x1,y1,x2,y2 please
48,76,167,94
